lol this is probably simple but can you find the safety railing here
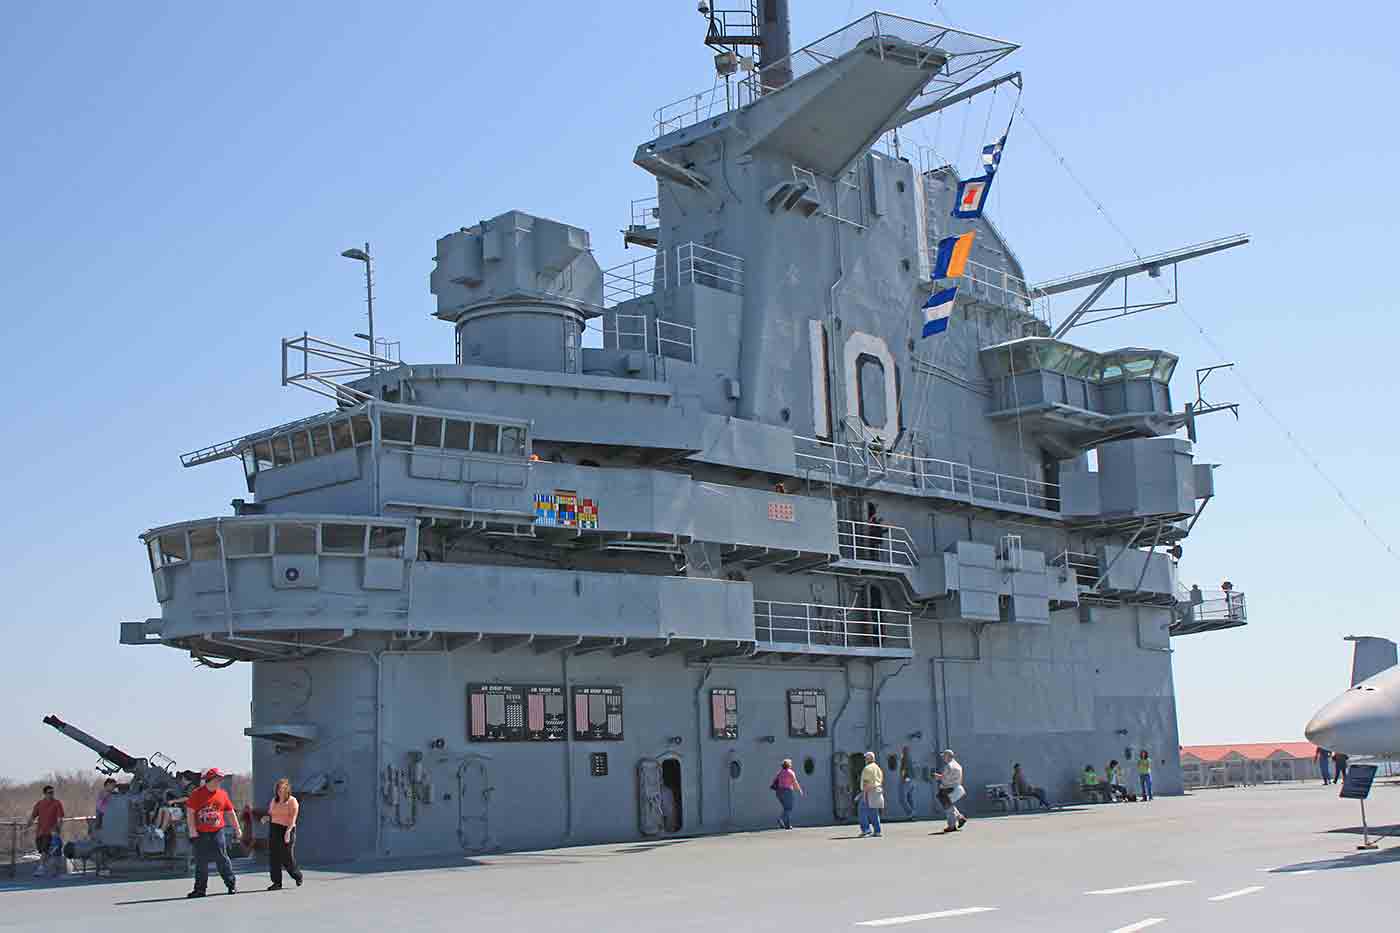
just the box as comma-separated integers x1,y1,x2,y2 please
1052,550,1100,586
794,436,1060,513
1182,590,1247,625
631,195,660,230
676,242,744,294
4,817,92,878
656,319,695,363
753,600,913,654
836,520,918,568
602,252,667,308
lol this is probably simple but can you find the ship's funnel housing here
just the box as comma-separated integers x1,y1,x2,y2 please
431,211,602,373
757,0,792,90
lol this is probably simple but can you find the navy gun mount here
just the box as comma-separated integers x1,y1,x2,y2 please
42,715,236,870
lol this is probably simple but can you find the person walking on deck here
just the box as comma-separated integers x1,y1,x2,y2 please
771,759,803,830
261,777,304,890
858,752,884,837
186,768,238,898
935,750,967,833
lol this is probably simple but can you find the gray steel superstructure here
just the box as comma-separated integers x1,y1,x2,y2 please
124,8,1249,862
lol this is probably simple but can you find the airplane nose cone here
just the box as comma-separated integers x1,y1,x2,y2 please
1305,689,1390,755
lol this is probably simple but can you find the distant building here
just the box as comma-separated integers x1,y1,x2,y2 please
1179,743,1319,787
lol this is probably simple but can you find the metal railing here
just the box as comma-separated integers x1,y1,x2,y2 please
1052,550,1100,586
653,12,1017,137
4,817,93,878
1182,590,1247,625
630,195,660,230
602,252,667,308
676,242,744,294
753,600,912,653
794,436,1060,513
836,520,918,568
656,319,695,363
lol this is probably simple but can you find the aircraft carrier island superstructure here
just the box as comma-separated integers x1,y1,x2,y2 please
124,7,1251,861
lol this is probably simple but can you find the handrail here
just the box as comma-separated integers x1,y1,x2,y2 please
795,435,1060,512
676,242,744,293
836,520,918,568
753,599,912,652
602,253,667,308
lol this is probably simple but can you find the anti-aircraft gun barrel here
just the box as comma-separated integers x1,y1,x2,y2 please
42,714,142,773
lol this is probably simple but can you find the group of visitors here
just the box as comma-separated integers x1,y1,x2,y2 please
1315,747,1349,785
1081,751,1154,803
770,748,970,836
185,769,305,897
23,769,306,893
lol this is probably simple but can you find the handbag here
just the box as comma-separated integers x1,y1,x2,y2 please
865,785,885,810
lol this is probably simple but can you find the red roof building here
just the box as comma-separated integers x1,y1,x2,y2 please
1178,742,1322,787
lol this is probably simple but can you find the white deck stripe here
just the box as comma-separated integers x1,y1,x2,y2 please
1110,920,1164,933
856,907,999,926
1086,880,1193,896
1208,885,1264,902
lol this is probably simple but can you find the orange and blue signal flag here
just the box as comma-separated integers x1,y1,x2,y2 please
932,231,976,280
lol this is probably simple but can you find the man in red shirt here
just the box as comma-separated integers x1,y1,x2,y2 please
25,785,64,867
185,768,238,897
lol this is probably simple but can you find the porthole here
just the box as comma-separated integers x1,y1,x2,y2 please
780,407,791,422
729,760,742,780
802,756,815,775
901,259,911,272
887,754,898,772
896,181,906,193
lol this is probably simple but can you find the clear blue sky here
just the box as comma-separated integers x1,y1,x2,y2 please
3,1,1396,781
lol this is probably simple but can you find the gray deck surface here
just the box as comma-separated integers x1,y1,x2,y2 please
4,782,1398,932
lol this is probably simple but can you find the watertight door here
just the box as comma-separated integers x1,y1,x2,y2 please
832,753,855,821
637,757,664,836
457,756,493,852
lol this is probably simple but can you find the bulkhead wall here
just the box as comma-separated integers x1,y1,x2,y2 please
247,605,1180,862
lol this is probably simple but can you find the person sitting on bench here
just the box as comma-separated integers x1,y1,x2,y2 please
1106,760,1134,802
1081,765,1111,803
1012,763,1053,809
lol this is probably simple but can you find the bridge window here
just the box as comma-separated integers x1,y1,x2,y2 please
311,424,335,457
369,525,406,559
189,526,219,562
414,416,444,448
381,413,413,446
322,523,367,555
501,426,526,458
472,423,499,454
351,414,373,445
157,532,187,566
289,430,312,463
444,419,471,451
274,523,317,555
223,524,270,557
272,436,293,467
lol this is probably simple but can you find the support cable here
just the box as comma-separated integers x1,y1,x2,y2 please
1016,102,1400,565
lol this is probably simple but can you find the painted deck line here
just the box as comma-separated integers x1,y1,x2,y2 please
1208,885,1264,902
1109,920,1164,933
1086,880,1193,896
856,907,999,926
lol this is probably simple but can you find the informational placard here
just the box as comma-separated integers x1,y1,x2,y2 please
710,688,738,739
467,684,566,742
573,686,624,741
1340,764,1378,800
787,688,828,738
534,489,600,529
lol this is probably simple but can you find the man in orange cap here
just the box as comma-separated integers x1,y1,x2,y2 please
185,768,238,897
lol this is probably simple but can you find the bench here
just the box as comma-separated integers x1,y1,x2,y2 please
985,783,1044,813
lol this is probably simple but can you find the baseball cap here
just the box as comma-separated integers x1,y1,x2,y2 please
202,768,224,780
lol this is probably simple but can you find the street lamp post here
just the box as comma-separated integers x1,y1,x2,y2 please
341,243,374,370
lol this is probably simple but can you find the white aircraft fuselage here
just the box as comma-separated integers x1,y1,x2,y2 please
1305,663,1400,756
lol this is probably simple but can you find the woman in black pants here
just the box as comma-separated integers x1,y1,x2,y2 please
260,778,304,890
